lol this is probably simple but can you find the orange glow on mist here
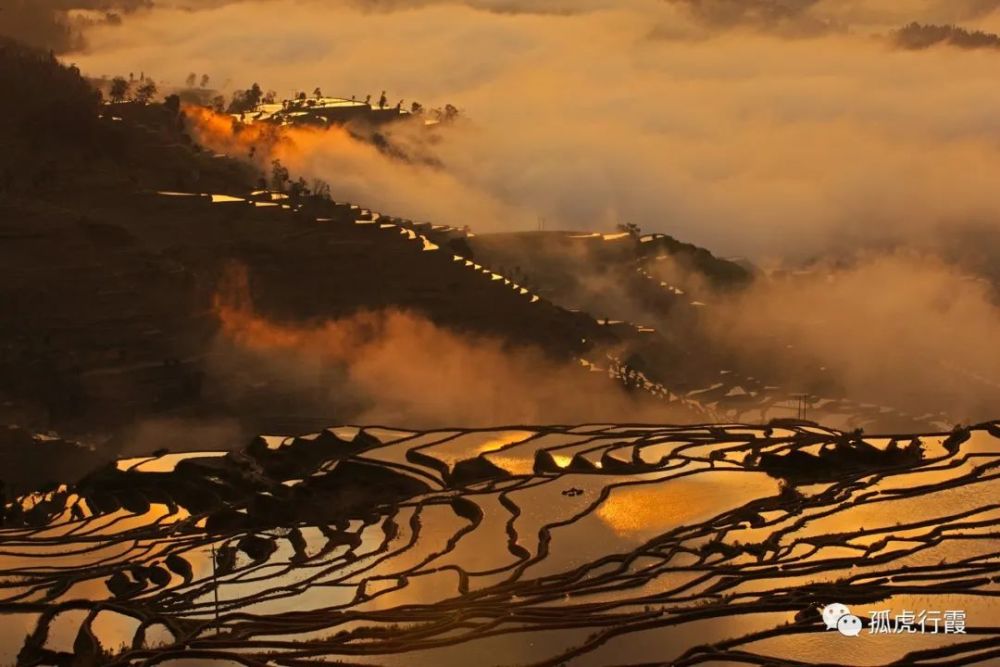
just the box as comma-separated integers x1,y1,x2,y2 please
183,104,292,157
209,264,690,426
212,262,380,361
183,104,362,168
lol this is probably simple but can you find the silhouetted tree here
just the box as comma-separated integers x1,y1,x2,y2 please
410,101,423,114
262,90,276,104
616,222,641,238
185,72,197,87
200,73,210,88
312,179,331,200
212,95,226,113
378,90,387,109
109,76,129,103
164,94,181,115
270,159,290,192
289,176,308,199
227,83,263,114
135,79,157,104
313,87,322,98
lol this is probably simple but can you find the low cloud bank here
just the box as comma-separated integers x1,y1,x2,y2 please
208,263,691,427
701,253,1000,423
65,0,1000,266
31,0,1000,423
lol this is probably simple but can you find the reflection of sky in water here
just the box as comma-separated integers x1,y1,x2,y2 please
0,613,38,664
743,620,984,667
596,470,779,536
574,612,789,667
3,424,997,665
419,430,535,466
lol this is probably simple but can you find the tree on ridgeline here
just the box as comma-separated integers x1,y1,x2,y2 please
164,94,181,116
410,101,423,115
262,90,277,104
432,104,459,122
135,79,157,104
185,72,197,87
313,87,322,98
226,83,264,114
617,222,641,239
200,74,210,88
109,76,130,103
312,179,331,200
212,95,226,113
289,176,308,200
892,22,1000,50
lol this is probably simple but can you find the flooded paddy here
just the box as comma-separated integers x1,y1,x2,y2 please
1,422,997,665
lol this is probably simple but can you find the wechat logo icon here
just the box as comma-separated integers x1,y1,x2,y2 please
822,603,863,637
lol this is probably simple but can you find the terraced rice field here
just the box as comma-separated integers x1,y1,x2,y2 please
2,422,998,666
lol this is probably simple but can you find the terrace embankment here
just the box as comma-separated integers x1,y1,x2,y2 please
2,421,998,666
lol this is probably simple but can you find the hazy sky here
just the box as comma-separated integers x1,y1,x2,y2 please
22,0,996,422
58,0,1000,263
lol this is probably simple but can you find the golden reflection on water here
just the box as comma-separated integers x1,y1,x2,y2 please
596,471,780,536
0,613,38,664
474,431,535,454
427,430,535,465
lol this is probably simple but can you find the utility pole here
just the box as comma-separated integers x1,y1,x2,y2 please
210,542,220,634
789,393,808,420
